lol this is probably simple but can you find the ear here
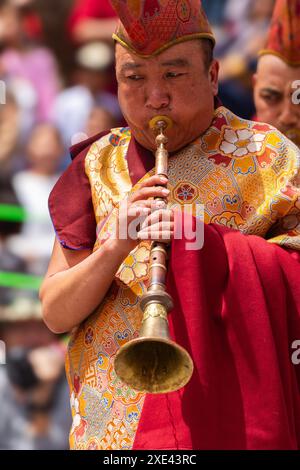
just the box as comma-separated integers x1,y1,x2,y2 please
209,59,219,96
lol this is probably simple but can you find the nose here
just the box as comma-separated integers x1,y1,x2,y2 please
145,80,170,111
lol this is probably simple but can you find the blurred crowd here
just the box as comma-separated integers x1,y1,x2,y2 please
0,0,275,450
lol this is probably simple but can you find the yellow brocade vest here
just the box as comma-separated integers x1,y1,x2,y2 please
66,106,300,450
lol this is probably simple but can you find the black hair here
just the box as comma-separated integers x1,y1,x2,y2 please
200,38,214,72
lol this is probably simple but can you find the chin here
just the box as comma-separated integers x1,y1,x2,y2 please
167,142,185,153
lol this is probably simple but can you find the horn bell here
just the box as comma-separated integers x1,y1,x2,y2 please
114,302,194,394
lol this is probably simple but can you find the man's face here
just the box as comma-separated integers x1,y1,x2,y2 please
115,41,219,152
254,55,300,145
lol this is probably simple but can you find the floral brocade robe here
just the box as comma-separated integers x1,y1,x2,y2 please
65,106,300,450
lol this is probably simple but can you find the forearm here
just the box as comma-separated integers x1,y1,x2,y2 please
41,176,171,334
40,239,130,334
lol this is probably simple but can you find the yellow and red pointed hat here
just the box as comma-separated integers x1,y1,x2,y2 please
259,0,300,66
111,0,215,57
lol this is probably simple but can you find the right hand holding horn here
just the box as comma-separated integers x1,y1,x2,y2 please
117,175,174,254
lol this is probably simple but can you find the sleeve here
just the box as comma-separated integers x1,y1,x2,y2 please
48,132,107,251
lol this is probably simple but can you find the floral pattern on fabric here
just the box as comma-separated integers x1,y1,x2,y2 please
111,0,215,56
66,106,300,450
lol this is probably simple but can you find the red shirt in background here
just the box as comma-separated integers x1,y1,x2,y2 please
68,0,117,36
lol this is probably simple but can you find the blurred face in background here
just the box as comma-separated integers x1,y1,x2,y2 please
115,40,219,152
75,68,109,95
26,124,63,175
0,320,55,350
1,320,65,391
0,3,22,46
85,106,116,137
249,0,275,20
254,55,300,146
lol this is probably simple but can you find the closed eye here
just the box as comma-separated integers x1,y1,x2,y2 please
260,90,283,104
126,74,144,81
165,71,186,79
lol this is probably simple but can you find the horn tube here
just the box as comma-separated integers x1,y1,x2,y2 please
114,116,194,394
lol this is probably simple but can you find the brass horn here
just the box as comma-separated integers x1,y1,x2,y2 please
114,116,194,394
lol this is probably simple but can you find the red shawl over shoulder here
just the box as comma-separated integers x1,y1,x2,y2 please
133,220,300,450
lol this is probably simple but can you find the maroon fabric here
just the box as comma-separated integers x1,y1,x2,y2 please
133,219,300,450
127,136,154,185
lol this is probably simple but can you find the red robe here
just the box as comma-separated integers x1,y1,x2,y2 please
49,130,300,449
133,220,300,449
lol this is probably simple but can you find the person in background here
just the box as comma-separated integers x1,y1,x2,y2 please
253,0,300,147
0,174,27,307
0,300,71,450
10,0,43,41
68,0,117,45
0,0,60,127
52,41,122,153
85,105,116,139
0,90,19,175
216,0,275,119
0,174,70,450
8,124,63,276
41,0,300,450
202,0,227,27
70,105,117,146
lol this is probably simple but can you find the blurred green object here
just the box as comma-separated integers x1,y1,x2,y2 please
0,204,27,223
0,271,42,290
